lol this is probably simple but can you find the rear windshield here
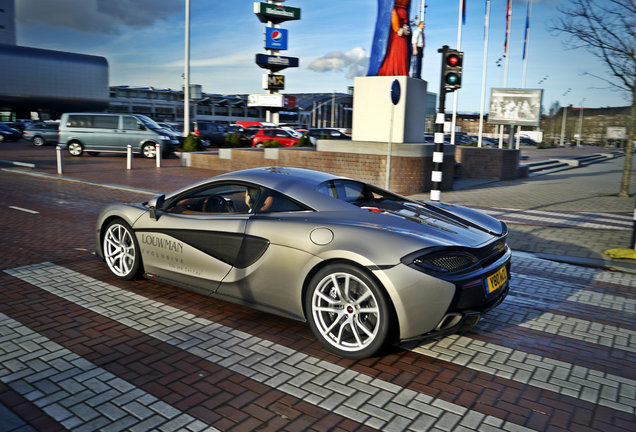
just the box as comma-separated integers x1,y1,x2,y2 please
315,179,409,208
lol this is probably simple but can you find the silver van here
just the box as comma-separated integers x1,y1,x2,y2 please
58,113,178,158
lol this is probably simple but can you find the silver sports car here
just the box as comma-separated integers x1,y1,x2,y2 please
96,167,511,359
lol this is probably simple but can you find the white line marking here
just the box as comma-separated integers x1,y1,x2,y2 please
8,206,39,214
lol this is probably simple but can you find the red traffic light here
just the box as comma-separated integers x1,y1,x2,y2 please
446,54,461,67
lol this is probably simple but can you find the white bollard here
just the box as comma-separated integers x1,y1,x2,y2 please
56,145,63,174
126,145,133,170
155,143,162,168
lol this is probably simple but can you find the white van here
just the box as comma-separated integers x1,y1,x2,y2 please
58,113,178,158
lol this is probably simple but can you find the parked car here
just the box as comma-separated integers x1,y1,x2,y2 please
157,122,185,144
0,122,22,142
195,122,227,146
96,167,511,359
22,121,60,146
252,128,300,147
306,128,352,145
57,113,178,158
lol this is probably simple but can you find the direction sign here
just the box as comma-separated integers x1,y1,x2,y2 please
255,53,299,72
262,74,285,90
254,2,301,24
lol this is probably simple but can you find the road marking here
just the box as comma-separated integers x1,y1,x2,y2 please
409,334,636,414
4,262,537,432
8,205,39,214
0,313,220,432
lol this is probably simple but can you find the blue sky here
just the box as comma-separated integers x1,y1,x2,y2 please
15,0,630,113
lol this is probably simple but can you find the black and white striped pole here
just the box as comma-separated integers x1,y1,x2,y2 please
430,111,445,201
431,45,462,201
631,200,636,250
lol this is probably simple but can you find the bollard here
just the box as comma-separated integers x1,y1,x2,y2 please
56,145,63,174
155,143,162,168
126,145,133,170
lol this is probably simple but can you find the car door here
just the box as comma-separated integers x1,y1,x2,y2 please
216,188,314,319
120,115,148,152
131,183,255,293
90,114,121,151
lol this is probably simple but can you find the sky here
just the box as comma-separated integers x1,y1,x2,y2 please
14,0,631,114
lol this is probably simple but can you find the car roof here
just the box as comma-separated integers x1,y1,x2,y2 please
167,167,360,211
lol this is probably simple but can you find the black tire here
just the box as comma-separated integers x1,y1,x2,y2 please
305,263,394,359
142,143,156,158
32,136,45,146
102,219,143,280
67,141,83,156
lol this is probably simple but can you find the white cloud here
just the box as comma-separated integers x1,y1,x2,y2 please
308,46,368,79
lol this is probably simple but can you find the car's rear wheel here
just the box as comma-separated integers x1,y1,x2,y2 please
32,136,45,146
306,264,393,359
67,141,83,156
142,143,156,158
103,219,142,280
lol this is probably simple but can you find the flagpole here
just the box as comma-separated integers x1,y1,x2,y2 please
517,0,532,149
521,0,532,88
450,0,464,145
499,0,512,148
478,0,491,148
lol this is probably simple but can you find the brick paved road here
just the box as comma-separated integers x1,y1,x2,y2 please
0,168,634,431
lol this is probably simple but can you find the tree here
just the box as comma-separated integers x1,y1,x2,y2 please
551,0,635,197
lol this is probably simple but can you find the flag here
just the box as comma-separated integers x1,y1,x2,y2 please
462,0,467,25
504,0,511,52
522,1,530,59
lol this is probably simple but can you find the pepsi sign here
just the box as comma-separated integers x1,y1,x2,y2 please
265,27,288,50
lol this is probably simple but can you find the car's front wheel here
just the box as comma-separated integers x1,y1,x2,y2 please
102,219,142,280
306,264,393,359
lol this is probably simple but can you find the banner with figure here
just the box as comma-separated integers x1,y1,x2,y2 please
367,0,412,77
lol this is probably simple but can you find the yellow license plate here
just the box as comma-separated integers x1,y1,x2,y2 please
485,266,507,294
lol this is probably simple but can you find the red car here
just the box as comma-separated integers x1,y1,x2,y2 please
251,128,299,147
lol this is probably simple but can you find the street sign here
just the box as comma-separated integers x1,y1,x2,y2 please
390,79,400,105
262,74,285,91
255,53,299,72
254,2,301,24
248,94,284,108
265,27,288,50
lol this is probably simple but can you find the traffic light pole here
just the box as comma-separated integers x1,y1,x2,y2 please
430,46,450,202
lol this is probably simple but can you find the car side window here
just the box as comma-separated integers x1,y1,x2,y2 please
164,184,252,214
93,116,119,129
122,116,141,130
251,189,307,213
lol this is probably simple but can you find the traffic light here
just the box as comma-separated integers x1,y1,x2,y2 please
442,49,463,91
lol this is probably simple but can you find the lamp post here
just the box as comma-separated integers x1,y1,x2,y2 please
559,88,571,147
577,98,585,147
183,0,191,136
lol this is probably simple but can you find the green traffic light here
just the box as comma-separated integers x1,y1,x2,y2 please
445,73,459,85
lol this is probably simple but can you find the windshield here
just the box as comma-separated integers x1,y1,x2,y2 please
136,115,161,129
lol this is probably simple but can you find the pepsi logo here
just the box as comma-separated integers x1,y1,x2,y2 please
271,30,282,41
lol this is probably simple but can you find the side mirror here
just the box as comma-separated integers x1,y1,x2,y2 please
138,123,146,131
148,194,165,220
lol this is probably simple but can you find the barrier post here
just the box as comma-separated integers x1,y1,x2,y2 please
156,143,162,168
56,145,63,174
127,145,133,170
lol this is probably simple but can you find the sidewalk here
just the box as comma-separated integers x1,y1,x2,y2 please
3,142,635,273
